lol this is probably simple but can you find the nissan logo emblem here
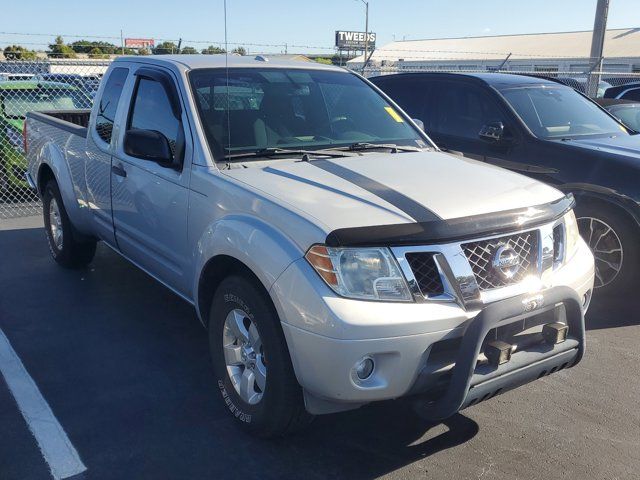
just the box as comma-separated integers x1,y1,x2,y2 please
492,245,521,280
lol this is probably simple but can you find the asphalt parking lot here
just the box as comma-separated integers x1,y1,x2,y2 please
1,215,639,480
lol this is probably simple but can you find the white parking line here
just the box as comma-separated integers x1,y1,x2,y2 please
0,328,86,480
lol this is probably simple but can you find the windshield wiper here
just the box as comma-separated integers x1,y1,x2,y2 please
336,142,423,153
224,147,354,161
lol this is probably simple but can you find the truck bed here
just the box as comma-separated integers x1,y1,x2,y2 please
26,109,91,138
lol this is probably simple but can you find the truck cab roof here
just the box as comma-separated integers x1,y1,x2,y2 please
113,54,344,72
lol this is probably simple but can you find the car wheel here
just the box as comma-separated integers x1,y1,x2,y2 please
208,274,313,437
575,200,639,294
42,179,97,268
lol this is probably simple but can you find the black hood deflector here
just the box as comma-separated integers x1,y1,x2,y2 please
325,194,574,247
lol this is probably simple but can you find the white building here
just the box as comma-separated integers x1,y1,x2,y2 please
348,28,640,74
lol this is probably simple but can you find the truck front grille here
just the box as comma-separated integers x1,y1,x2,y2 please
405,252,444,297
462,230,539,290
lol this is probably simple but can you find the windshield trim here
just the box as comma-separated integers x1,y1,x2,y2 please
494,84,630,140
186,67,436,167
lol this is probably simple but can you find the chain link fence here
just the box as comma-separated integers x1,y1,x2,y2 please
0,59,110,219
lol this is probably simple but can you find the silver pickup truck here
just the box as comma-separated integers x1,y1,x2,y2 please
25,55,594,437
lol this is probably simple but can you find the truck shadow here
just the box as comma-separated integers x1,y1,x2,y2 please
270,408,479,479
585,292,639,331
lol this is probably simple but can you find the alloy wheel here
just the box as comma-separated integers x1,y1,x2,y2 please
48,197,64,250
577,216,623,288
222,308,267,405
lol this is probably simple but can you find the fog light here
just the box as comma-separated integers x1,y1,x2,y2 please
355,357,374,380
542,322,568,344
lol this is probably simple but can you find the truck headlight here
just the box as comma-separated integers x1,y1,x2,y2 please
564,210,580,260
305,245,413,301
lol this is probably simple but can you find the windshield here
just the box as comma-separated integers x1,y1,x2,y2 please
0,88,91,119
608,104,640,132
500,85,627,139
189,68,427,160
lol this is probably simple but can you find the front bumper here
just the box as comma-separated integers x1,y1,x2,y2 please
414,286,584,421
271,238,593,414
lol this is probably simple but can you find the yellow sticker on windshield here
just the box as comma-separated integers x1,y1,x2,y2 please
384,106,404,122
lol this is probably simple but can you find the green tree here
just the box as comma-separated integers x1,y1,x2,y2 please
70,40,118,54
88,47,109,59
153,41,178,55
180,46,198,54
232,46,246,56
138,48,151,56
48,36,77,58
201,45,226,55
3,45,37,60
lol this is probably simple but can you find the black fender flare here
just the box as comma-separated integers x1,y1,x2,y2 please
559,183,640,230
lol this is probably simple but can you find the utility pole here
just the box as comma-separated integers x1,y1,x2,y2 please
587,0,609,98
120,30,124,55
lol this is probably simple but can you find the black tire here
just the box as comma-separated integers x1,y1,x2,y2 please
42,179,97,268
574,198,639,295
209,274,313,437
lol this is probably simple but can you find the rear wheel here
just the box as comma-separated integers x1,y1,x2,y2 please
42,179,97,268
575,199,639,294
208,274,312,437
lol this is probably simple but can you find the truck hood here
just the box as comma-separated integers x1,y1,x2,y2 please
223,151,564,233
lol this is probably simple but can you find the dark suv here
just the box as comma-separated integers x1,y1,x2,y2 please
371,72,640,293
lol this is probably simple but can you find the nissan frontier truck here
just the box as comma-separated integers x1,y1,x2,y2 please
25,55,594,437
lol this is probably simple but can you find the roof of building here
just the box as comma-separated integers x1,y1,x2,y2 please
115,54,340,71
349,28,640,64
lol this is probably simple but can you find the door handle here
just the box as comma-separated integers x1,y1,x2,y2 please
111,164,127,178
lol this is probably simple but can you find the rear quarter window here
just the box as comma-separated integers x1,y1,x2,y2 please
95,67,129,144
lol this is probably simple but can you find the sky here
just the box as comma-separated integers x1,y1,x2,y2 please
1,0,638,54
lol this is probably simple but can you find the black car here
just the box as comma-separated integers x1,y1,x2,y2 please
603,82,640,101
370,72,640,293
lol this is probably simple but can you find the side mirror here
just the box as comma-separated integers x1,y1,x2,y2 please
124,129,177,168
479,121,505,142
412,118,425,131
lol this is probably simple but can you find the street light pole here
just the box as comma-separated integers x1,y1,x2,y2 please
364,0,369,68
356,0,369,71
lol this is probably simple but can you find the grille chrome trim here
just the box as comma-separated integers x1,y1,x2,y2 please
461,230,540,290
392,219,566,309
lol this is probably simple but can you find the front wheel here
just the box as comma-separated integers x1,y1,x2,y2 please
42,179,97,268
208,274,312,437
575,200,639,294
